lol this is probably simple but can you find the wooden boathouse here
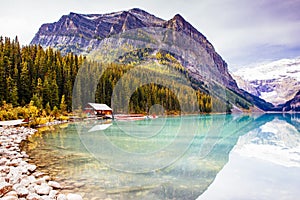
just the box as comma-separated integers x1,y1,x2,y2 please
84,103,113,119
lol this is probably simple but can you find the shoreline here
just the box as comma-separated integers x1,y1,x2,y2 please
0,126,83,200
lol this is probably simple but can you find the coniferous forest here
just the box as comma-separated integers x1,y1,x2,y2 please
0,36,231,121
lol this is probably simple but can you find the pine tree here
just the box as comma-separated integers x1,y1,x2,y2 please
19,61,31,105
60,95,67,114
45,102,51,115
0,53,5,103
42,77,51,108
31,93,43,109
35,78,43,97
6,76,18,106
50,74,59,108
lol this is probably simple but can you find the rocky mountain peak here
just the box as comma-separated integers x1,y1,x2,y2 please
172,14,185,22
165,14,198,34
128,8,155,17
32,8,273,110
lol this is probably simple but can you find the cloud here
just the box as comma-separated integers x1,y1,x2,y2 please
187,0,300,67
0,0,299,68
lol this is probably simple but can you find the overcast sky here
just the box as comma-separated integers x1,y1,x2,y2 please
0,0,299,70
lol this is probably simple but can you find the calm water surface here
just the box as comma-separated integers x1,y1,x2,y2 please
22,114,300,199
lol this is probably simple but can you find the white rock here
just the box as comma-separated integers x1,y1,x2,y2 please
35,183,52,195
67,193,83,200
26,193,41,200
12,183,21,191
1,196,19,200
32,172,46,178
21,152,29,158
16,187,29,197
3,190,18,197
19,160,28,166
34,178,46,185
43,175,51,181
27,164,37,172
27,175,37,184
57,193,67,200
27,184,36,193
48,181,61,189
20,177,31,187
22,167,29,174
40,196,51,200
8,167,22,184
49,189,58,198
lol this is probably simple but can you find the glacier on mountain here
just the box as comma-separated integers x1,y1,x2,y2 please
233,57,300,105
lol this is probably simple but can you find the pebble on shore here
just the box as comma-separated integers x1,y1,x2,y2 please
0,126,83,200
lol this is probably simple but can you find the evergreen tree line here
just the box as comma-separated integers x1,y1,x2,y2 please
0,36,83,111
93,63,198,114
1,36,228,117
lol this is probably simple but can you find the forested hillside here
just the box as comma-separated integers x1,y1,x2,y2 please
0,36,223,118
0,36,83,111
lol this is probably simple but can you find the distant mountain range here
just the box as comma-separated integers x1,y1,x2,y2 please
233,58,300,112
31,8,282,112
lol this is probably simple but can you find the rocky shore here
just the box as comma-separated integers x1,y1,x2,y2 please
0,126,83,200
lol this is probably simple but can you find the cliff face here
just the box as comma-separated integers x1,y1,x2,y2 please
31,8,239,90
31,9,164,54
162,14,238,91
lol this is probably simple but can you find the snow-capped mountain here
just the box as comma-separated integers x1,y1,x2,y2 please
232,58,300,106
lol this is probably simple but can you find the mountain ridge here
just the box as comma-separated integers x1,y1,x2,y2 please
31,8,274,112
31,8,238,90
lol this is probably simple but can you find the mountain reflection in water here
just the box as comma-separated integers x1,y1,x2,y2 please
198,113,300,200
22,114,300,200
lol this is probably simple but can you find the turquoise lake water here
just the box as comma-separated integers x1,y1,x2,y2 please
23,114,300,199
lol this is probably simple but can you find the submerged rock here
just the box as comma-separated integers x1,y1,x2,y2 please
48,181,62,189
57,193,67,200
0,127,83,200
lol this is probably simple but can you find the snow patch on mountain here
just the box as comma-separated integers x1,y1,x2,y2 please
232,58,300,105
